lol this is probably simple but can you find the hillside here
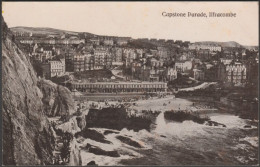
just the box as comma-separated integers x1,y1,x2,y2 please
128,39,157,49
194,41,259,49
11,26,79,36
243,45,259,50
195,41,244,48
11,26,97,38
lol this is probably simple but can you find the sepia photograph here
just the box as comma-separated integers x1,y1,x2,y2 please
1,1,259,166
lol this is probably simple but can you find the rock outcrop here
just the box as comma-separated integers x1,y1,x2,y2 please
2,16,75,165
38,79,75,119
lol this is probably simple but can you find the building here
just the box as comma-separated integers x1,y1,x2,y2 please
42,59,65,78
193,69,205,81
94,50,106,69
150,58,164,68
226,62,247,86
31,46,54,62
116,39,128,46
149,68,160,82
95,45,110,51
112,61,124,67
136,49,144,58
85,54,95,70
90,38,100,45
18,36,85,45
124,49,137,67
73,54,86,72
93,50,112,69
65,49,76,72
103,39,114,46
104,52,113,68
245,57,258,86
43,50,53,60
205,63,214,69
165,67,177,81
66,36,85,45
175,61,193,72
177,54,188,61
85,43,94,51
220,58,233,65
13,31,32,37
189,44,222,52
50,59,65,77
204,62,226,82
157,47,168,59
131,61,142,79
69,81,167,93
197,49,210,61
215,62,227,82
111,47,123,62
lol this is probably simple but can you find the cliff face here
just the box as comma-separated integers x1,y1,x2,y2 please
38,79,75,119
2,17,75,165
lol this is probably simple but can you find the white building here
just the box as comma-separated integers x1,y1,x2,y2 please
117,39,128,46
189,44,222,52
124,49,137,67
175,61,193,72
50,59,65,77
104,39,114,46
150,58,164,67
166,67,177,81
220,58,233,65
90,38,100,45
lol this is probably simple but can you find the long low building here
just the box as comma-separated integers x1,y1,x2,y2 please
68,81,167,93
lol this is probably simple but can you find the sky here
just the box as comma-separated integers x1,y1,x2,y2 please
2,2,259,46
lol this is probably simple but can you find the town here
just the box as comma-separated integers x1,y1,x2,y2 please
12,29,258,93
11,29,258,122
11,28,259,123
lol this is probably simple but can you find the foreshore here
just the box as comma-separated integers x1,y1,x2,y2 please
48,92,258,166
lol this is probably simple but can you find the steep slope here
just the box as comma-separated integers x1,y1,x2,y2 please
38,79,75,118
2,17,75,165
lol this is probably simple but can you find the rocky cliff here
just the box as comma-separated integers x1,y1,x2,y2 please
38,79,75,119
2,17,75,165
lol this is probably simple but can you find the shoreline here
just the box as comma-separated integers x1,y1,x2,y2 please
52,93,259,166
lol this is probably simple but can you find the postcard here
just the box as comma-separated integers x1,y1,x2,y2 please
2,1,259,166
